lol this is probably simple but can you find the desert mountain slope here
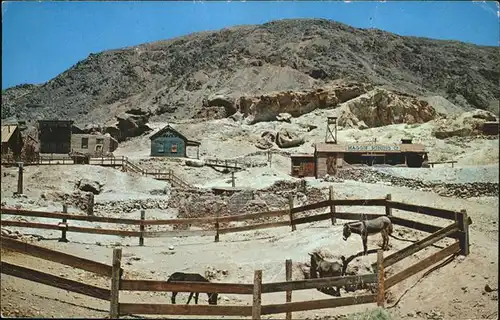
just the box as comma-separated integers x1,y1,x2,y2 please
2,18,499,126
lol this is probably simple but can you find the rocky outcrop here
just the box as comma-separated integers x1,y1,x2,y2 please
105,109,153,142
432,109,498,139
337,88,437,129
238,82,372,124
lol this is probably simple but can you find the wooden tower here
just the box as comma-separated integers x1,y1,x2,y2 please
325,116,338,144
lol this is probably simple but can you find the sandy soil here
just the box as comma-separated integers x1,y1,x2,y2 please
1,111,498,319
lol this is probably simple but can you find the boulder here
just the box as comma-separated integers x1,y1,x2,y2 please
77,179,102,195
275,128,304,148
255,130,276,150
276,113,292,123
185,159,205,167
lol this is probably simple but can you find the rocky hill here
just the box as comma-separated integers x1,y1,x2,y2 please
2,18,499,129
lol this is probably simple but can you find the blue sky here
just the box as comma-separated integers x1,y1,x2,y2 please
2,1,499,90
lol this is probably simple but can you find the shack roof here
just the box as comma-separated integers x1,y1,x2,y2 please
1,125,18,143
150,125,201,146
315,142,426,153
290,153,315,158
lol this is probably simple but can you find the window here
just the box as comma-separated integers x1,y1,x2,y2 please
171,143,178,153
157,142,164,153
81,138,89,149
96,138,104,145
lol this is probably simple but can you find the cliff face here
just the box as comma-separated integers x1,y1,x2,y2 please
2,18,499,128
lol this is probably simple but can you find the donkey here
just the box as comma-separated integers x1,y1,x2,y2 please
342,216,393,255
167,272,218,305
308,252,346,296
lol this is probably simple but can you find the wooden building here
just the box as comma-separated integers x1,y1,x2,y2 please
1,124,22,159
290,154,315,177
314,139,428,178
71,134,118,155
149,125,201,158
38,120,73,154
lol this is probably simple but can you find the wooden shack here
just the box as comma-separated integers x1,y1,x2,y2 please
149,125,200,158
38,120,73,154
290,154,315,177
71,134,118,155
1,124,22,159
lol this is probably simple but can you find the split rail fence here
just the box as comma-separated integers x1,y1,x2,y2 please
1,193,471,319
0,191,471,249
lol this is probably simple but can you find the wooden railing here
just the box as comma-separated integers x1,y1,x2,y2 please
1,154,192,189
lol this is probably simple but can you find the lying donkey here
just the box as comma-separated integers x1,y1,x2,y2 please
308,252,346,296
167,272,218,305
342,216,393,255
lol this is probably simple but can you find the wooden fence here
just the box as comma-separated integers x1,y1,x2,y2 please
0,192,472,254
0,194,472,318
1,237,379,319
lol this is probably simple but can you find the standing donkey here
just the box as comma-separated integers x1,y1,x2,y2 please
342,216,393,255
167,272,219,305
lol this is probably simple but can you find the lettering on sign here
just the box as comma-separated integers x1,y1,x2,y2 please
347,145,401,152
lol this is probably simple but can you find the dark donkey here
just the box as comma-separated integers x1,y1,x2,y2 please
167,272,218,305
308,252,346,297
342,216,393,255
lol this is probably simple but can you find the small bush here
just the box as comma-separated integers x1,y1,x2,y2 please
345,308,392,320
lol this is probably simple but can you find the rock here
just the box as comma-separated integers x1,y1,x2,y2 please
185,159,205,167
484,284,495,293
433,109,498,139
275,128,304,148
337,88,437,128
205,94,237,117
168,245,175,250
237,82,371,124
77,179,102,194
105,111,152,142
255,130,276,149
276,112,292,123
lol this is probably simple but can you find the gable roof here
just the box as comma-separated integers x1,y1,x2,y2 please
149,124,200,146
1,125,18,143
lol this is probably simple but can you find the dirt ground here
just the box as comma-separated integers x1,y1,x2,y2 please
1,113,499,319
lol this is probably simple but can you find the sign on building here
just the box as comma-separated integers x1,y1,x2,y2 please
347,145,401,152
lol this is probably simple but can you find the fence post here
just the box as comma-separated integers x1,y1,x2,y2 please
252,270,262,320
231,171,235,187
385,194,392,216
110,248,122,319
329,186,336,225
285,259,292,320
16,162,24,195
215,210,220,243
458,209,470,256
139,210,145,246
288,195,296,232
377,250,385,308
58,204,69,243
87,193,94,216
